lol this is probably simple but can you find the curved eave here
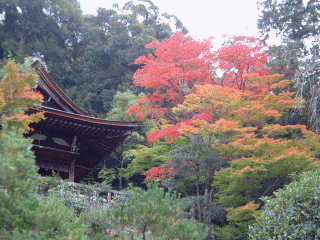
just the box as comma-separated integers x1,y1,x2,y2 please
31,60,88,116
28,107,140,182
30,106,139,129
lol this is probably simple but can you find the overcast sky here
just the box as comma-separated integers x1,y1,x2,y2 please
78,0,263,49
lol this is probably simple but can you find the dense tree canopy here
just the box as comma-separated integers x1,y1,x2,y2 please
258,0,320,42
128,32,214,142
0,0,188,116
2,0,320,238
258,0,320,132
214,36,269,90
0,0,84,79
128,32,320,238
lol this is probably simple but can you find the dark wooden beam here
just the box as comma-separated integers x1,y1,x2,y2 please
69,159,75,182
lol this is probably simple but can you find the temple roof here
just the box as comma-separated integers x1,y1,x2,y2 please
31,61,89,115
27,61,139,182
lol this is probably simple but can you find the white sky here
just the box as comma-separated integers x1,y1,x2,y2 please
78,0,263,50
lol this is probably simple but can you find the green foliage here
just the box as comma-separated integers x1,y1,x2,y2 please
258,0,320,42
109,183,181,238
165,219,209,240
64,1,188,116
98,167,129,190
106,90,145,121
98,168,119,185
258,0,320,132
0,55,39,77
226,202,259,240
215,202,259,240
0,0,188,117
85,204,111,237
0,126,87,239
167,135,228,222
2,196,88,240
249,168,320,239
215,153,314,207
0,126,39,231
125,143,172,177
96,90,151,189
213,123,320,210
33,195,87,239
0,0,84,81
169,135,227,188
55,186,94,214
48,181,111,214
101,183,208,239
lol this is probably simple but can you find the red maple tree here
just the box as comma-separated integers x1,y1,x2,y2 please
128,32,215,142
129,34,272,144
131,34,320,218
214,36,269,90
128,32,214,116
142,161,172,181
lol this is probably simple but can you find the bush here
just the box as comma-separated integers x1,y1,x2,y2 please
103,183,209,239
166,219,209,240
215,202,259,240
249,168,320,239
85,204,111,237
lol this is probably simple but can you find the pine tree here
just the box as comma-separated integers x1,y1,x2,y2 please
0,126,39,232
105,183,208,239
0,126,87,239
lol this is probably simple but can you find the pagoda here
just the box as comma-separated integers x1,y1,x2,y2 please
25,61,139,182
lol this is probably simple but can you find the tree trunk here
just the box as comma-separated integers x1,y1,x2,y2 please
204,187,214,222
196,178,202,222
209,185,214,202
142,224,147,240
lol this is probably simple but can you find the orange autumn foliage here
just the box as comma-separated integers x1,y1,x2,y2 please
142,161,173,181
127,32,214,134
0,62,44,132
131,34,320,214
128,34,281,143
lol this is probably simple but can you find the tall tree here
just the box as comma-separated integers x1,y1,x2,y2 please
258,0,320,132
0,0,189,117
64,0,188,116
129,34,320,237
163,69,319,238
174,73,316,205
167,135,227,222
128,31,214,142
93,90,150,189
129,34,271,143
258,0,320,42
215,36,269,90
0,0,84,81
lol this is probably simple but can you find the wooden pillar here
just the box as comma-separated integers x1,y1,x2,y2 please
69,159,75,182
